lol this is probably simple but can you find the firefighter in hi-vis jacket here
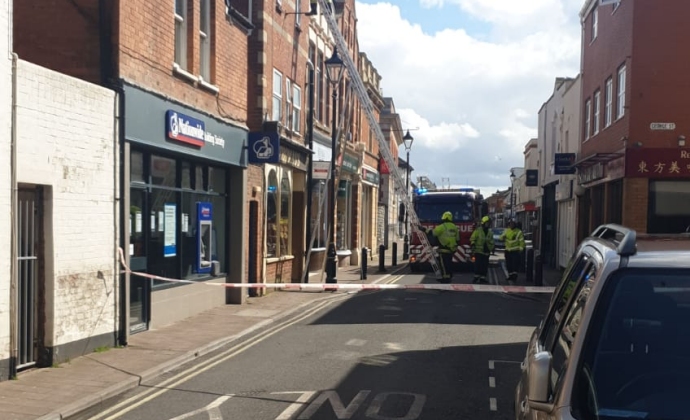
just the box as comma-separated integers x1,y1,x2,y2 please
500,219,525,284
470,216,494,284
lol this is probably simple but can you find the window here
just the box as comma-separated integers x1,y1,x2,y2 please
648,180,690,234
292,84,301,133
584,99,591,140
265,166,293,257
317,50,324,123
285,78,292,129
129,150,229,288
199,0,212,81
550,264,596,400
272,69,282,121
224,0,253,31
593,90,600,135
174,0,188,70
572,269,690,419
617,65,626,119
309,180,327,249
591,7,598,41
541,255,591,349
604,77,613,127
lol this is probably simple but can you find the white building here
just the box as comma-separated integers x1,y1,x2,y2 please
515,139,540,234
0,0,13,381
537,77,578,269
555,75,582,268
2,54,119,379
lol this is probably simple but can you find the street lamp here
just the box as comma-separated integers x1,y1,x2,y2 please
402,130,414,260
509,170,516,221
325,47,346,284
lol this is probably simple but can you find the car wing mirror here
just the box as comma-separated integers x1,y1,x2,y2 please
527,351,555,413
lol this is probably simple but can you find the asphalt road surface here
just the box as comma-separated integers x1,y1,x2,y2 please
74,266,550,420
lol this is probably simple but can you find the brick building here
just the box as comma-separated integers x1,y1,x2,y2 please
13,0,249,343
576,0,690,236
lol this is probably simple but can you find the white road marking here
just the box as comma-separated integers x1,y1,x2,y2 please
488,360,495,370
489,377,495,388
297,390,371,419
489,398,497,411
384,342,403,351
346,339,367,346
168,395,232,420
365,392,426,420
272,391,317,420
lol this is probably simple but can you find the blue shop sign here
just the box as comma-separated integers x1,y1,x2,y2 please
166,110,206,147
554,153,576,175
248,132,280,164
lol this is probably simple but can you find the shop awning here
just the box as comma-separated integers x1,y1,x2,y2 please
572,152,623,168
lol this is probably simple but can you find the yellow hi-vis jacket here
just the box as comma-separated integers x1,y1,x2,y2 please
500,227,525,252
470,226,494,255
431,222,460,253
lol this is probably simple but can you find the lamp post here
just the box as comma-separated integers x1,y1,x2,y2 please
509,170,516,221
324,48,346,284
402,130,414,260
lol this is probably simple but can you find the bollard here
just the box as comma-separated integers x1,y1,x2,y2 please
378,244,387,273
525,247,534,283
392,242,398,266
361,247,368,280
534,251,543,286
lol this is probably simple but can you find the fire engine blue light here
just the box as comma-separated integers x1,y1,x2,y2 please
415,188,427,195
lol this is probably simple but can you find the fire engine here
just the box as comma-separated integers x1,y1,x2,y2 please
408,187,488,272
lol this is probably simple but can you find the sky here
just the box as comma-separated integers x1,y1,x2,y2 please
354,0,584,195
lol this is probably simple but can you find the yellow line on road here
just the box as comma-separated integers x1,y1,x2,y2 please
90,295,348,420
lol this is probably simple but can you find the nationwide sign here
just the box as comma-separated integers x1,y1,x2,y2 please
166,110,226,148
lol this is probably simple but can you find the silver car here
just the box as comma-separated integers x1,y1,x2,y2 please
515,224,690,420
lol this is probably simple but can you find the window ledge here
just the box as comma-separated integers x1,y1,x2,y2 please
310,247,327,252
173,63,199,83
336,250,352,256
266,255,295,263
199,78,220,94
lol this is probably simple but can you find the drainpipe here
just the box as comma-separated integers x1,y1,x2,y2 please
9,53,19,378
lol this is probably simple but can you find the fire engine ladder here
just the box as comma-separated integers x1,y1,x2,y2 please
317,0,441,278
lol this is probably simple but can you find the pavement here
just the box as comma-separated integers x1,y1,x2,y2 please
498,253,563,287
0,249,407,420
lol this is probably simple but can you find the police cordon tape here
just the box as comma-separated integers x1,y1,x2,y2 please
117,248,556,294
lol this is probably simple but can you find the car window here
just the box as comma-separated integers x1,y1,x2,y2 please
571,268,690,420
540,253,591,348
549,263,597,402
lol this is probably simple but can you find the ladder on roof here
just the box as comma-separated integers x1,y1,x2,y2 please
317,0,441,278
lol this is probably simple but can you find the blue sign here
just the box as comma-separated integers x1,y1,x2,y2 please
248,132,280,164
166,110,206,147
196,202,213,274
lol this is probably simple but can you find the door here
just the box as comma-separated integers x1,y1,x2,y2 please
17,188,44,369
129,187,150,333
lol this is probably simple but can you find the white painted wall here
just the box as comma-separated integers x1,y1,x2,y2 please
15,60,118,349
0,0,13,371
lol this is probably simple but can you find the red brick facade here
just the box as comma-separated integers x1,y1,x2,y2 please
579,0,690,234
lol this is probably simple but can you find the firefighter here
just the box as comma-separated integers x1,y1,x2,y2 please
500,219,525,284
422,211,459,283
470,215,495,284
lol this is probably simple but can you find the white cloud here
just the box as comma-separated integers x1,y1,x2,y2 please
355,1,581,191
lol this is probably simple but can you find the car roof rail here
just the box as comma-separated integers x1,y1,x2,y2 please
590,224,637,257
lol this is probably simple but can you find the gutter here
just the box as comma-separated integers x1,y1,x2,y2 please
9,53,18,378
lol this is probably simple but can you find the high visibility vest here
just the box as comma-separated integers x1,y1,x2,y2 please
470,227,494,255
501,228,525,252
433,222,459,252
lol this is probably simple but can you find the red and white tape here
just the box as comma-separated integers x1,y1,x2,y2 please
117,248,555,294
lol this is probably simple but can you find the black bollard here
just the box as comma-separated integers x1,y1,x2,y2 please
361,247,368,280
392,242,398,266
534,251,543,286
378,244,387,273
525,247,534,283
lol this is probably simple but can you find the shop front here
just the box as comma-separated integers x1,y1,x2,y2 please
307,138,332,272
625,147,690,234
248,130,310,285
360,165,380,252
122,83,247,336
336,152,359,266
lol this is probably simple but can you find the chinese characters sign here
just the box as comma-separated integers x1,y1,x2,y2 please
626,148,690,178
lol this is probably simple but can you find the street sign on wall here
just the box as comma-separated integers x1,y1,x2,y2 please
650,122,676,130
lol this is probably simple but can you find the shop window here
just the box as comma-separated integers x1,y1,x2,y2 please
265,166,293,258
130,149,229,288
648,180,690,234
337,180,352,250
309,180,327,249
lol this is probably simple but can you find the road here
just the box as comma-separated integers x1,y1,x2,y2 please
73,265,550,420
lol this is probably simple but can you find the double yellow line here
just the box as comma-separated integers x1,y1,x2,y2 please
90,295,348,420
